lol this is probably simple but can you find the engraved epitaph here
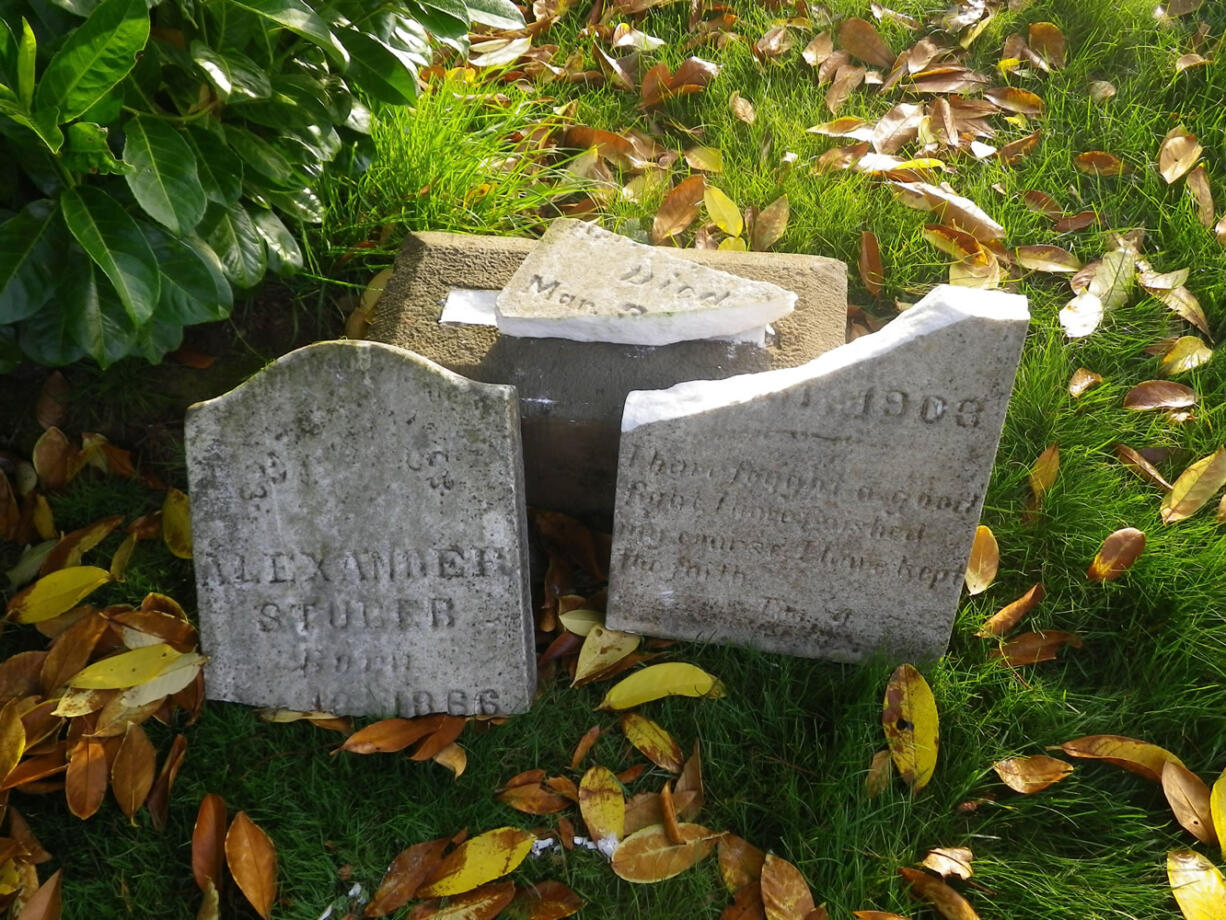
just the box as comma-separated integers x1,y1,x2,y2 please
495,219,796,346
186,341,534,717
605,285,1029,661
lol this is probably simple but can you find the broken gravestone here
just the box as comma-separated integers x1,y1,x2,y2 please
367,225,846,524
605,285,1030,663
494,219,795,345
185,341,534,717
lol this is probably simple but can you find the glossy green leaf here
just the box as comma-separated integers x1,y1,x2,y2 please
0,199,69,324
190,41,272,100
62,258,139,367
143,226,232,325
34,0,150,122
17,18,36,108
335,29,416,104
122,115,207,234
226,0,345,61
224,125,293,184
267,187,324,224
16,301,84,365
60,185,159,324
184,127,244,205
0,20,16,84
0,95,65,152
464,0,524,29
63,122,125,175
199,202,266,289
251,209,302,275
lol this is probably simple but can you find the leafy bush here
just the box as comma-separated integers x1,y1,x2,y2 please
0,0,522,369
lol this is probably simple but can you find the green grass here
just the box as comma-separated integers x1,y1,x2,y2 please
4,0,1226,917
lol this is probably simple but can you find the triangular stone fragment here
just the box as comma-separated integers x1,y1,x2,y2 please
495,219,795,345
185,341,534,717
605,285,1029,662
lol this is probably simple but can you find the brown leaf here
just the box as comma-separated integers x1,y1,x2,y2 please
1074,151,1128,176
890,181,1003,240
865,749,893,798
921,847,973,880
718,834,765,893
1023,190,1062,217
722,882,767,920
39,515,125,577
990,630,1083,666
408,716,466,762
1186,165,1215,228
729,91,756,124
675,741,704,819
145,734,188,832
1123,380,1196,411
411,881,516,920
802,32,833,68
963,526,998,596
993,754,1073,793
513,880,583,920
838,17,895,68
871,103,923,155
569,725,600,771
611,823,717,882
496,771,572,816
32,428,73,491
825,63,866,114
754,26,795,61
761,853,815,920
15,868,61,920
1059,734,1186,782
1068,368,1103,397
1088,80,1116,102
908,66,988,94
1087,528,1146,581
192,794,227,894
977,583,1044,637
1161,448,1226,524
1161,761,1218,846
751,196,789,251
225,812,277,920
65,739,107,820
1158,127,1202,184
922,224,982,260
366,837,450,917
621,713,684,773
35,372,70,431
983,87,1043,116
859,231,884,297
40,611,108,695
899,867,979,920
9,807,52,864
1027,22,1066,69
1052,210,1097,232
338,716,444,755
652,175,706,244
110,722,155,820
853,914,912,920
1115,445,1173,491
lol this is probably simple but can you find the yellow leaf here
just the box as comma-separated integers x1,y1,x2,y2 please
579,766,625,853
417,827,535,898
432,742,466,780
598,663,724,711
704,187,743,238
163,488,193,559
621,713,685,773
993,754,1073,794
1167,850,1226,920
899,867,980,919
882,663,938,792
684,146,724,173
6,566,111,624
558,608,603,637
717,236,748,252
964,525,998,595
610,823,717,883
116,651,206,708
1160,337,1213,376
0,701,26,784
1060,734,1186,782
573,626,641,685
1161,448,1226,524
68,643,183,690
1210,767,1226,858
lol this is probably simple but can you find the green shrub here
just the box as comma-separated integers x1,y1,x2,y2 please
0,0,522,369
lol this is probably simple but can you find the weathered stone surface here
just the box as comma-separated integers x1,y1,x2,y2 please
368,228,846,524
605,285,1029,662
185,341,534,717
494,219,795,345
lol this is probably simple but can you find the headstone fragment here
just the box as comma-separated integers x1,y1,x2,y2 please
605,285,1030,662
185,341,534,717
494,219,795,345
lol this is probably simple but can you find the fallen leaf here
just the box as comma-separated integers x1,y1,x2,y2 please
859,232,884,297
226,812,277,920
40,514,124,576
899,867,979,919
1052,210,1097,232
1068,368,1103,397
366,837,450,917
724,883,768,920
652,175,706,244
998,131,1041,165
1028,445,1060,511
1212,767,1226,857
513,880,583,920
890,181,1003,240
193,794,229,894
729,91,756,124
64,739,107,819
68,643,182,690
838,17,894,68
991,631,1083,666
977,583,1044,637
116,651,205,710
685,147,724,173
761,853,815,920
1089,248,1135,309
1060,734,1186,782
983,87,1043,115
703,187,745,239
922,847,973,880
1115,444,1174,491
1075,151,1128,176
162,489,192,560
754,25,795,61
14,868,60,920
807,116,873,140
1087,528,1146,581
7,566,112,625
963,526,998,596
825,64,866,114
1161,448,1226,524
418,827,535,898
496,771,570,816
579,766,625,854
599,663,724,710
1027,22,1066,69
1088,80,1115,102
1162,761,1218,846
1166,0,1205,15
32,427,73,491
802,32,834,68
993,754,1073,793
866,749,893,798
145,733,188,831
1158,127,1202,184
411,880,516,920
853,914,912,920
111,721,156,821
621,713,684,773
432,742,466,779
882,664,938,792
718,834,765,893
570,725,601,770
611,823,717,882
1186,165,1214,227
871,103,923,154
1123,380,1196,411
1167,849,1226,920
338,717,443,755
1148,286,1210,337
751,196,789,251
675,741,704,819
1016,245,1080,273
558,608,603,637
1023,190,1062,217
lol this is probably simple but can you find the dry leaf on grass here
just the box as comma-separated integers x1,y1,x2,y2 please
1115,445,1173,491
899,867,980,919
1123,380,1196,411
761,853,816,920
621,713,684,773
1161,448,1226,524
921,847,973,880
1158,127,1202,184
977,583,1044,637
838,17,895,68
859,232,884,297
993,755,1073,793
1167,849,1226,920
1060,734,1186,782
1068,368,1104,397
1162,761,1218,846
225,812,277,920
964,526,998,595
610,823,717,882
1159,337,1212,376
718,834,765,893
418,827,535,898
1087,528,1146,581
990,631,1083,666
882,664,938,792
1075,151,1128,176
